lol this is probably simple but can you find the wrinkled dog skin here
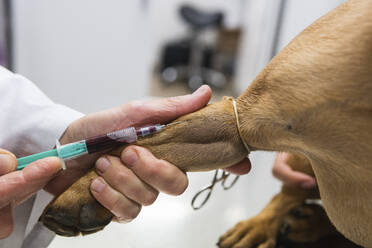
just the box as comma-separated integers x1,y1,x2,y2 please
41,0,372,246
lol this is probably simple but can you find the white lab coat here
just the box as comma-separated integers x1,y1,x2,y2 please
0,66,83,248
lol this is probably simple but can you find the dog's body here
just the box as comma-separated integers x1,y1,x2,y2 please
41,0,372,247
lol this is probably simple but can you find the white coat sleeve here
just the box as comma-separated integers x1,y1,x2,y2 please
0,66,84,248
0,66,84,156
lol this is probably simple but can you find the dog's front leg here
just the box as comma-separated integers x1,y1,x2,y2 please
40,99,250,236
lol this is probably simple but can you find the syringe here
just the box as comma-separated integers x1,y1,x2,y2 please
16,124,165,170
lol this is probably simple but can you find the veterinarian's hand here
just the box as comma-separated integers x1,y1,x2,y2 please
44,85,225,222
0,148,61,238
273,152,316,189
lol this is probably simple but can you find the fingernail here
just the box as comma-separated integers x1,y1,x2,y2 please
192,85,207,95
0,154,16,173
301,181,317,189
122,149,138,167
96,157,110,174
91,178,106,193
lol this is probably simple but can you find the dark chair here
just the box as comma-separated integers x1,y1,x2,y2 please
161,5,227,90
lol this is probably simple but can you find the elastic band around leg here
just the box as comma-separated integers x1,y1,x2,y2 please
231,98,250,154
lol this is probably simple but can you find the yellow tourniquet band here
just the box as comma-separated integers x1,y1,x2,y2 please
231,98,250,153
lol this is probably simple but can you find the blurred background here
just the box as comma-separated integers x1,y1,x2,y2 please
0,0,345,247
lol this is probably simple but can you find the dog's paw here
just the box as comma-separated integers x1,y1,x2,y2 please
40,170,113,236
217,216,277,248
216,203,335,248
275,203,362,248
277,203,335,244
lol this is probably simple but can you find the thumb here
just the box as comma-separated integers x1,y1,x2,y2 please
124,85,212,125
0,204,14,239
0,149,17,176
0,157,62,209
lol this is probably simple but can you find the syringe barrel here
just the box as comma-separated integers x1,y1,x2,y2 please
86,127,137,153
16,125,164,170
85,125,163,154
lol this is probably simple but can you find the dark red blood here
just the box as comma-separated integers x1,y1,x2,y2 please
136,129,142,137
86,127,155,154
86,135,127,153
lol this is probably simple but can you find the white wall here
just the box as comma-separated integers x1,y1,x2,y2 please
277,0,346,52
235,0,282,93
13,0,151,113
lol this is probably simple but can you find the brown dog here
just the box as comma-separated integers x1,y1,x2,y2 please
40,0,372,247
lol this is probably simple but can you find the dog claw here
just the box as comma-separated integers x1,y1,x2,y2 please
40,199,113,236
279,222,291,237
79,203,113,231
40,170,114,236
